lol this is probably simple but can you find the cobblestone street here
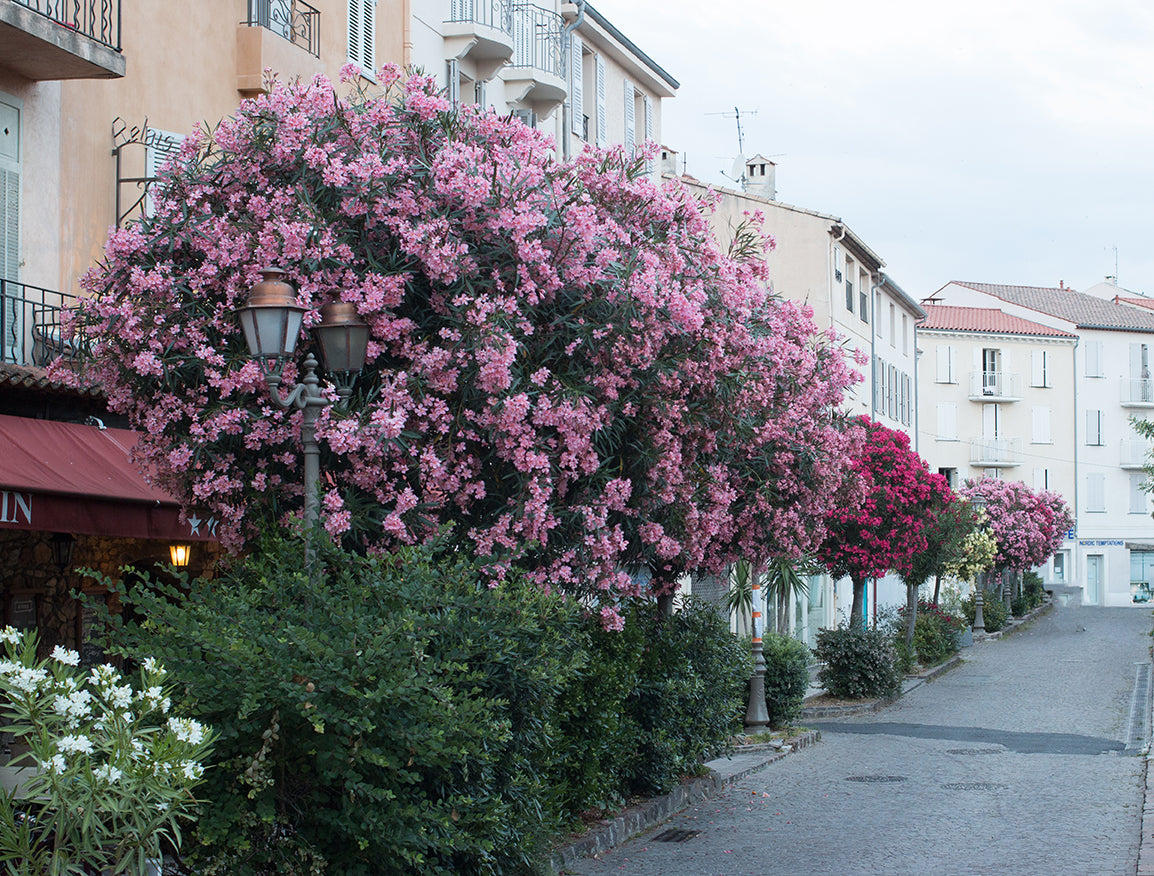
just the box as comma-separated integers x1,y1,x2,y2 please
566,593,1153,876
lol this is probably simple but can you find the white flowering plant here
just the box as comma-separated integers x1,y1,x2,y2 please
0,626,214,875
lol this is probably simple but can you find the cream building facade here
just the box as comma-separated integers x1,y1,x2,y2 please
931,281,1154,607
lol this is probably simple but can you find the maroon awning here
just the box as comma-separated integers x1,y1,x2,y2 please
0,414,215,542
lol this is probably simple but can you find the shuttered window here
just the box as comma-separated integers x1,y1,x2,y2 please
1,94,20,284
1086,409,1103,446
595,54,606,147
1031,406,1052,444
623,79,635,153
1086,472,1106,513
1031,349,1052,388
1085,340,1104,378
936,402,957,441
570,34,583,135
936,345,956,384
144,129,184,217
347,0,375,74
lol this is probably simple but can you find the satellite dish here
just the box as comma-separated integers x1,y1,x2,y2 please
730,154,747,186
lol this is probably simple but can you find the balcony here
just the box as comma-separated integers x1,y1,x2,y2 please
237,0,324,95
0,0,124,80
969,437,1021,467
1120,439,1151,470
1120,377,1154,408
444,0,515,82
504,2,566,113
1,280,80,369
968,370,1023,402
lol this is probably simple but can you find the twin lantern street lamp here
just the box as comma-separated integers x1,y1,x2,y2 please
235,268,370,531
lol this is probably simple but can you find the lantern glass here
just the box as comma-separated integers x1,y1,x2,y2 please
169,544,192,567
313,302,370,376
236,268,306,372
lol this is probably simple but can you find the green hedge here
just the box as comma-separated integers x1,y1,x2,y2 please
813,626,900,700
762,634,811,728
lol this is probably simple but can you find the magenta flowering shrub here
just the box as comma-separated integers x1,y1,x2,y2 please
817,418,951,626
959,477,1073,571
58,69,859,604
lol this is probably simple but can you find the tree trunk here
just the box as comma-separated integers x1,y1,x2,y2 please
656,592,674,618
905,581,919,659
932,572,942,607
849,574,866,629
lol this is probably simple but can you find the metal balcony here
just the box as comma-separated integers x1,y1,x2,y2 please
969,437,1022,467
1120,377,1154,408
243,0,319,57
0,0,124,79
504,2,566,110
968,370,1022,402
0,280,80,368
444,0,515,81
1120,439,1151,470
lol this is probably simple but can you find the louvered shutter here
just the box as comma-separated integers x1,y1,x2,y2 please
474,79,487,109
0,168,16,283
348,0,375,73
446,59,460,107
643,93,653,142
936,403,956,441
144,129,184,217
595,54,606,147
570,34,583,135
623,79,635,153
1032,406,1051,444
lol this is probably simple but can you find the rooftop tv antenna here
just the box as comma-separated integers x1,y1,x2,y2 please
707,106,758,188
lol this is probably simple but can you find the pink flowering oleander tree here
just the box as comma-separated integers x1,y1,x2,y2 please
56,69,860,613
959,477,1074,573
816,418,950,629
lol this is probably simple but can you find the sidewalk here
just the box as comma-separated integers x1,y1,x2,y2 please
549,597,1057,874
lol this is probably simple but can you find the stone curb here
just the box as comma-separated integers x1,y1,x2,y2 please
798,654,964,720
972,595,1054,641
1140,752,1154,876
546,729,821,874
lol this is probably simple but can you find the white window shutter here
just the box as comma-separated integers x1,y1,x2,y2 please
936,345,952,383
1033,468,1048,491
570,34,583,136
1031,350,1044,387
144,129,184,217
595,54,607,147
446,59,460,107
936,402,957,441
643,93,653,142
474,79,487,109
623,79,635,153
1087,473,1106,512
1131,474,1148,513
1032,406,1051,444
0,167,17,283
1086,340,1103,377
1086,409,1102,445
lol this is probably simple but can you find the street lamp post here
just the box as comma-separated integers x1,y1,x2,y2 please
969,495,987,634
235,268,369,534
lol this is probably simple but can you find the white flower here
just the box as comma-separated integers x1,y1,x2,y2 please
44,754,66,775
50,645,79,666
89,665,120,687
142,657,166,676
0,660,20,677
93,764,122,784
0,627,20,645
52,689,93,725
181,761,204,781
168,717,205,746
138,686,171,714
108,685,133,709
56,734,94,755
8,666,48,693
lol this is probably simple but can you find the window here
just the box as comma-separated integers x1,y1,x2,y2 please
1131,473,1149,514
889,303,896,347
445,59,460,107
859,285,868,322
1085,340,1104,378
1033,468,1050,491
594,54,607,147
889,364,898,419
623,79,635,153
901,313,909,355
936,345,956,384
938,467,957,488
1086,472,1106,512
982,348,1001,394
570,34,583,135
833,246,842,282
1053,551,1067,583
1031,349,1052,388
1131,342,1152,402
0,91,20,286
1132,551,1154,603
1086,409,1103,446
144,128,184,217
845,279,854,312
936,402,957,441
875,291,882,338
1031,406,1051,444
347,0,375,74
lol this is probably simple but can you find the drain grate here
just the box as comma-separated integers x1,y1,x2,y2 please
845,775,907,783
653,829,701,842
1125,663,1152,753
946,748,1003,755
942,782,1008,791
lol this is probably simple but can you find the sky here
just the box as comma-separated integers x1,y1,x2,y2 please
594,0,1154,302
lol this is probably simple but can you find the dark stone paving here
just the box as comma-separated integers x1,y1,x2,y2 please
565,593,1152,876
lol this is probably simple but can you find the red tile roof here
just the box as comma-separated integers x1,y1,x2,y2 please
1115,296,1154,312
951,281,1154,332
920,305,1076,338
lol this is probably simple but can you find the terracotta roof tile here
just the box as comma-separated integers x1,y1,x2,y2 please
1115,296,1154,312
920,305,1076,338
0,362,103,398
953,281,1154,332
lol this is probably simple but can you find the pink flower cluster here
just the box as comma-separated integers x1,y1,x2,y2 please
959,476,1073,571
56,70,860,607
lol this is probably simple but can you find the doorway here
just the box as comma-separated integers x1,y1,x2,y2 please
1085,554,1103,606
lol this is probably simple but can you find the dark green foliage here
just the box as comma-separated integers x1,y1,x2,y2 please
86,534,585,876
625,598,751,796
813,626,900,700
761,634,811,728
963,589,1009,632
884,601,963,672
1013,571,1046,616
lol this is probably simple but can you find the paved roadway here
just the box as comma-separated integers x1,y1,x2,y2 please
566,590,1153,876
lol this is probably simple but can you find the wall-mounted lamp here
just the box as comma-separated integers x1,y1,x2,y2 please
49,533,76,573
169,544,192,567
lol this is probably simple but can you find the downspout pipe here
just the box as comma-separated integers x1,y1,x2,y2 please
561,1,587,161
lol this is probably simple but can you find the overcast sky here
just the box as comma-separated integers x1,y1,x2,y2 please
597,0,1154,302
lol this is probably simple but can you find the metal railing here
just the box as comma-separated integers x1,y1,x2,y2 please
969,437,1021,466
244,0,320,58
447,0,513,33
1121,377,1154,405
1120,439,1151,468
511,3,563,78
968,370,1022,399
0,280,80,368
11,0,121,51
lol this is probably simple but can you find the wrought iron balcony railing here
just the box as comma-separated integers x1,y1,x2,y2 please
0,280,81,368
511,3,563,78
244,0,320,57
11,0,121,51
448,0,513,33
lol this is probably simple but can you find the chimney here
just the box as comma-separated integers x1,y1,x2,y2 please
659,146,679,176
744,154,776,200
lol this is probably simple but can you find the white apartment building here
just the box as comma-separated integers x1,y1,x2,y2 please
409,1,678,159
671,169,925,636
931,281,1154,607
918,304,1078,589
